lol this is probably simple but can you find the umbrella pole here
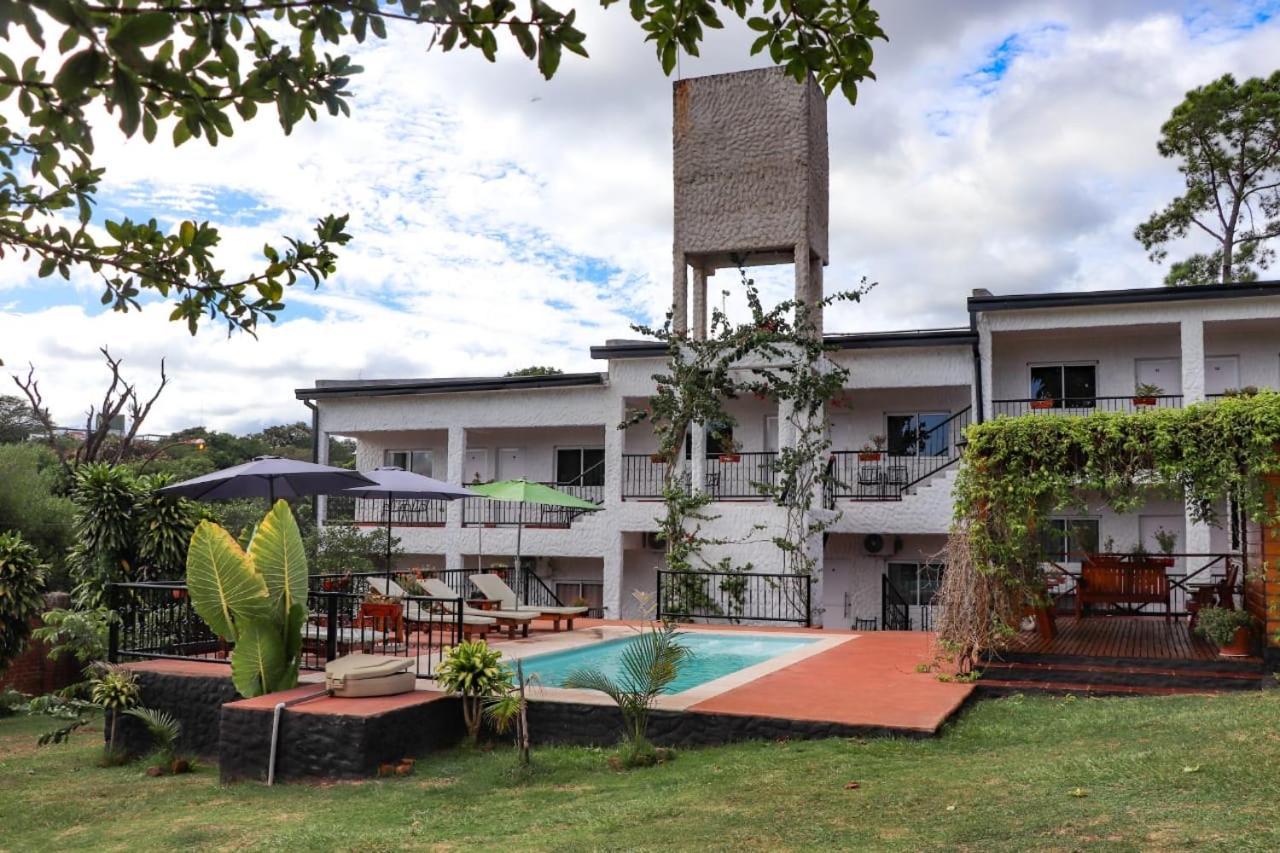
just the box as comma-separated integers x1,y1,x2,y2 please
478,525,484,573
514,504,523,589
385,495,393,586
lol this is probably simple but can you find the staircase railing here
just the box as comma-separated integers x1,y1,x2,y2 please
829,406,971,501
882,575,911,631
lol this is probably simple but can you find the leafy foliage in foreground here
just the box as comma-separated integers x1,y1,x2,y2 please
0,0,884,335
185,500,308,698
0,531,48,675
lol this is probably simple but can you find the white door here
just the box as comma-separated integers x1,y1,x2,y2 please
1205,356,1240,395
496,447,526,481
464,448,491,483
1135,358,1181,395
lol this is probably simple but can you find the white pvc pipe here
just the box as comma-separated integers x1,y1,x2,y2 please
266,688,331,786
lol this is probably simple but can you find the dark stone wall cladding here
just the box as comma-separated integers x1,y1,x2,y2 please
218,696,466,783
107,670,239,758
525,701,929,746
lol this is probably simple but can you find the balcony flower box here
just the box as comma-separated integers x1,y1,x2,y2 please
1132,396,1158,407
1030,399,1056,410
857,451,882,462
649,452,671,464
718,453,742,463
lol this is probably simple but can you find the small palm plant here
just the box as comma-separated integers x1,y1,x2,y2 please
91,664,141,759
436,640,513,744
123,707,189,773
485,659,536,767
562,620,690,766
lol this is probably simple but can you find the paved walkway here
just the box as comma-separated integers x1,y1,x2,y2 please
688,631,973,734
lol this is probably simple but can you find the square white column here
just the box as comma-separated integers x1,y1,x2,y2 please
446,426,465,529
1180,319,1205,404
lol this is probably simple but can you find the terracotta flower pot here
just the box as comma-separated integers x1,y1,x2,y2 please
719,454,742,463
1218,625,1251,657
1030,399,1055,410
857,452,882,462
1133,396,1157,407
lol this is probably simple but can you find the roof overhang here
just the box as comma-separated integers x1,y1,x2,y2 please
295,372,606,401
968,279,1280,313
590,328,976,360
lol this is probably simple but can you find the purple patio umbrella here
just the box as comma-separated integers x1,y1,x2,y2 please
336,466,477,581
155,455,375,504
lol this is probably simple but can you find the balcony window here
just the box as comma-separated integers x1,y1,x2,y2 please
887,562,944,606
685,420,734,458
384,449,433,477
886,412,949,456
556,447,605,486
1030,364,1096,408
1039,518,1100,562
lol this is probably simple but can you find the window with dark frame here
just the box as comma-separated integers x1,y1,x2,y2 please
1039,518,1100,562
886,562,945,606
383,449,433,477
555,447,605,486
1030,364,1097,407
886,412,950,456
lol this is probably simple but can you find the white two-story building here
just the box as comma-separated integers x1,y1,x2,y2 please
296,69,1280,631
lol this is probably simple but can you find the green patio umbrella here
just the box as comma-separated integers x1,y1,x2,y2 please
467,479,601,574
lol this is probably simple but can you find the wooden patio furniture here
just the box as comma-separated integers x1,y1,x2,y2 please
1076,555,1171,622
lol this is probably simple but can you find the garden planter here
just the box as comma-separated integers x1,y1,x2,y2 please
1132,396,1158,407
1151,556,1176,569
1218,626,1251,657
170,589,187,601
1030,399,1056,410
649,453,670,464
719,454,742,463
857,452,882,462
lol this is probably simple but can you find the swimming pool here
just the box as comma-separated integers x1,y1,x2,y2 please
517,632,819,694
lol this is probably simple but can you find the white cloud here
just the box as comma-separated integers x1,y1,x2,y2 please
3,1,1279,432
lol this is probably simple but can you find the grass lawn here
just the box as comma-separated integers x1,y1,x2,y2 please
2,691,1279,851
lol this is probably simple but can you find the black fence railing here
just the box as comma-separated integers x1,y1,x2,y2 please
993,395,1184,418
881,575,911,631
828,407,971,502
1042,552,1243,617
622,454,676,499
656,570,811,626
705,451,778,499
108,581,465,679
309,566,569,611
461,483,603,527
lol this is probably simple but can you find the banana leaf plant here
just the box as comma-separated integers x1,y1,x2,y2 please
185,500,308,698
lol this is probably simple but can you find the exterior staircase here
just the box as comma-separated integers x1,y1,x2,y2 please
978,651,1266,697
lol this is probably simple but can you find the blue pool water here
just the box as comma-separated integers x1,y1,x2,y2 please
519,632,819,694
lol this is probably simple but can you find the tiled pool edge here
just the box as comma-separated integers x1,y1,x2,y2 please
493,626,855,711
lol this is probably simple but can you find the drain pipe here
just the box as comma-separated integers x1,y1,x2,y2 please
267,687,331,786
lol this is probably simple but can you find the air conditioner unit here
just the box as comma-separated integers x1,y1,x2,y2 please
862,533,885,555
642,531,665,551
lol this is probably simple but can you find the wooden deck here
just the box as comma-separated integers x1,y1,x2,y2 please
1010,615,1218,661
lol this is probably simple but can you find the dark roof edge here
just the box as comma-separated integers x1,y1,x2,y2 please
590,328,976,360
295,372,605,400
969,279,1280,313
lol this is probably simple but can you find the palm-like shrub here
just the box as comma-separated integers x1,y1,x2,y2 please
436,640,512,743
0,531,48,676
185,500,308,698
563,622,690,760
123,707,182,768
92,664,141,754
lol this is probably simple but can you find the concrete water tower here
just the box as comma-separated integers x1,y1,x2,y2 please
671,67,829,338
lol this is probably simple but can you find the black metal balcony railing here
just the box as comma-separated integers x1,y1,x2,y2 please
993,395,1184,418
621,453,677,499
705,451,778,500
326,495,448,527
462,482,603,527
828,407,971,502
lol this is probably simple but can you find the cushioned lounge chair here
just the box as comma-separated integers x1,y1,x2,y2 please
468,573,589,631
367,577,498,641
418,578,536,639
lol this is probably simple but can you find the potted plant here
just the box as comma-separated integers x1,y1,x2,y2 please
718,440,743,463
1152,527,1178,568
1030,394,1056,410
1193,607,1254,657
857,435,886,462
1132,382,1163,407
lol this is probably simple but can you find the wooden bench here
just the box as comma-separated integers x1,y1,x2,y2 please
1075,556,1171,621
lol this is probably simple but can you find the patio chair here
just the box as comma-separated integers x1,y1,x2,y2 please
418,577,537,639
367,577,499,641
469,573,589,631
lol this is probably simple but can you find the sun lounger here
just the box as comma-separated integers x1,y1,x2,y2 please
418,578,536,639
367,578,498,640
468,573,589,631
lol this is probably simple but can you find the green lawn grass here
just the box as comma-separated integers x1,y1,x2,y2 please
2,691,1278,851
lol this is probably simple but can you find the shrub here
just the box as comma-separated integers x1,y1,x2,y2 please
563,621,690,766
1194,607,1254,646
0,444,75,586
92,664,141,756
436,640,512,743
123,707,189,772
0,531,48,675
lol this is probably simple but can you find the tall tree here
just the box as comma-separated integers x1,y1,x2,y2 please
1136,72,1280,286
0,394,44,444
0,1,885,335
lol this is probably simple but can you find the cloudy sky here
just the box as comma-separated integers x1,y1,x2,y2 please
3,0,1279,434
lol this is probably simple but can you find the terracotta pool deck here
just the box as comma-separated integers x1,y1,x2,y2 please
125,623,973,736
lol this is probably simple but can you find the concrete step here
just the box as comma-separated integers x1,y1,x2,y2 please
980,660,1264,692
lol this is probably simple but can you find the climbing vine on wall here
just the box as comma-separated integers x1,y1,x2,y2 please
624,264,870,621
937,391,1280,669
